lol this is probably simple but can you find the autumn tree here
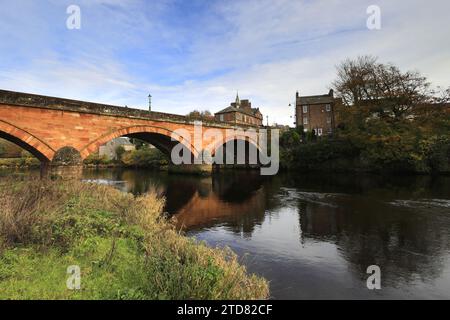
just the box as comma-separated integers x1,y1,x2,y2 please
333,55,434,120
187,110,214,121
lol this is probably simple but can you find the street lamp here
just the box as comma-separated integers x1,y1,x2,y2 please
148,94,152,111
289,102,296,126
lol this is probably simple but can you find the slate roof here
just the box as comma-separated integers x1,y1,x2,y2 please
298,94,335,105
215,106,262,119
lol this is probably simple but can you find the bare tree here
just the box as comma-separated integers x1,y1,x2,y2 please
333,56,433,120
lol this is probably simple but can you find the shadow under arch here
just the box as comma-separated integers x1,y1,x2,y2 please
80,125,200,161
211,136,262,165
0,120,54,162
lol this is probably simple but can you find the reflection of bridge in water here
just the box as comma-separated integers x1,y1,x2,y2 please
174,185,265,230
81,169,450,296
169,174,267,232
84,169,268,233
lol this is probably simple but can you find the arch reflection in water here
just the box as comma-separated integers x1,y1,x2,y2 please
79,168,450,299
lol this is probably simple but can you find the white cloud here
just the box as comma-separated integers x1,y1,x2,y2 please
0,0,449,125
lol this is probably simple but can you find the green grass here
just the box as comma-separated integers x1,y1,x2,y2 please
0,180,269,300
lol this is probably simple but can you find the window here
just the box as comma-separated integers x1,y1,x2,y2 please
302,105,308,113
317,128,323,136
327,116,331,124
326,104,331,112
303,117,308,125
236,113,242,120
220,114,224,121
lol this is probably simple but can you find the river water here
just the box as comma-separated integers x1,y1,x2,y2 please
4,168,450,299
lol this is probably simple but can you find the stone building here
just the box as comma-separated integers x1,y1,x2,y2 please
295,89,339,136
99,137,136,160
215,93,263,126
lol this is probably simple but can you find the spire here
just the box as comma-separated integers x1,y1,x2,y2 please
235,91,240,108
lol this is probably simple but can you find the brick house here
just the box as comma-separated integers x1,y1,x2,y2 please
215,93,263,126
295,89,339,136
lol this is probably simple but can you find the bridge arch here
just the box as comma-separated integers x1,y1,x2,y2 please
0,120,55,162
80,125,200,160
211,136,262,165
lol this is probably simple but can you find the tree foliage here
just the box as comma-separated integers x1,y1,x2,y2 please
333,55,435,120
281,56,450,174
187,110,214,121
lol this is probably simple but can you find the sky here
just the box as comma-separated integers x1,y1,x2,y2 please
0,0,449,125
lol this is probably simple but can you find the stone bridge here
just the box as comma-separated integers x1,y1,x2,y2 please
0,90,263,176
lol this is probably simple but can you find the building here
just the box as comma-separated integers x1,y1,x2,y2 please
99,137,136,160
295,89,339,136
215,93,263,126
270,123,291,134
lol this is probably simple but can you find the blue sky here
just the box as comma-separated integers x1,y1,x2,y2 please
1,0,449,125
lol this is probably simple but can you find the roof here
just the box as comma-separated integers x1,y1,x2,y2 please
110,137,134,146
215,106,263,119
298,94,335,105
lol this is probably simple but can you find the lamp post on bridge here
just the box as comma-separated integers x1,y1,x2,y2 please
148,94,152,111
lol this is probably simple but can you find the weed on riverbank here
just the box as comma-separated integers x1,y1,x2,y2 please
0,179,269,300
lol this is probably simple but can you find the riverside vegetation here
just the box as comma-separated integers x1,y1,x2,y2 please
0,179,269,299
84,146,168,169
280,56,450,174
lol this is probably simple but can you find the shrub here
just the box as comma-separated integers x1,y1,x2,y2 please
115,145,126,161
426,136,450,173
84,153,111,166
121,148,168,168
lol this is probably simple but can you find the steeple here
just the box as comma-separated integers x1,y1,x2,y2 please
235,91,240,108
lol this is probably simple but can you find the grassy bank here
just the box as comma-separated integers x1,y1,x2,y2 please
0,179,269,300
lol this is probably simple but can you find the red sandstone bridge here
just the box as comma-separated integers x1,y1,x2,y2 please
0,89,263,175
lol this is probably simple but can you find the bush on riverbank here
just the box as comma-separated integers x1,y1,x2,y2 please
280,131,450,174
83,148,168,169
0,179,269,299
121,148,168,168
0,157,40,168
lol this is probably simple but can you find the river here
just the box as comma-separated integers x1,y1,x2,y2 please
3,168,450,299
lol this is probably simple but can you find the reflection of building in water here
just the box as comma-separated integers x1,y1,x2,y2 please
298,202,339,241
